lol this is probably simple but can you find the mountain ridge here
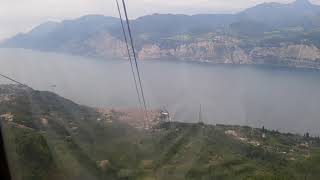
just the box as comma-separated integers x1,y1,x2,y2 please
2,0,320,69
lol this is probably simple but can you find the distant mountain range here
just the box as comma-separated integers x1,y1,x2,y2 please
2,0,320,69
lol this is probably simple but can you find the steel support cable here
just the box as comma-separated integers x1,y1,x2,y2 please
0,73,26,87
116,0,143,112
0,72,27,180
121,0,149,128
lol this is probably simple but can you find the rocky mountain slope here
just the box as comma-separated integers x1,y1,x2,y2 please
1,84,320,180
2,0,320,69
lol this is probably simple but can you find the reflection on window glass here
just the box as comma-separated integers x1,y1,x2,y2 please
1,0,320,179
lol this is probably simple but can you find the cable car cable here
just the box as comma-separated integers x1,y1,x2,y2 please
116,0,143,112
121,0,149,127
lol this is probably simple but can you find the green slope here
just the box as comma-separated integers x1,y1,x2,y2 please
1,85,320,180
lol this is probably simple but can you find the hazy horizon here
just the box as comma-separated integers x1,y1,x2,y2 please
2,0,320,41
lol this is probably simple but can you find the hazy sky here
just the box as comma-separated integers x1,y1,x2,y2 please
0,0,319,41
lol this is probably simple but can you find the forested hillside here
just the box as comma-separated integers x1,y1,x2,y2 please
1,84,320,180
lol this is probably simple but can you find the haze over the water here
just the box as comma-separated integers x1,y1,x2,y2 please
1,48,320,135
2,0,320,40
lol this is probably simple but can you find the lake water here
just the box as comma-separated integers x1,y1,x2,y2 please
1,48,320,135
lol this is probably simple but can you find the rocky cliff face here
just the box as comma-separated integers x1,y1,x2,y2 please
84,33,128,58
250,44,320,68
85,32,320,69
138,40,252,65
